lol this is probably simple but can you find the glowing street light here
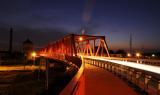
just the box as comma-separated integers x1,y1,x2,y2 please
31,51,37,58
31,51,37,68
127,53,131,57
152,54,155,57
79,37,83,41
136,52,141,58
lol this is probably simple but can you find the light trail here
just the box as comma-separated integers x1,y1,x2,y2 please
83,56,160,74
0,65,39,71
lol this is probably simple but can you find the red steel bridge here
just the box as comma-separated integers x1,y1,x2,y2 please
39,34,160,95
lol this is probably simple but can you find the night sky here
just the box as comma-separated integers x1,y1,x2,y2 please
0,0,160,51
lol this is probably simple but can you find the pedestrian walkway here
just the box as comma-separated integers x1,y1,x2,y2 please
76,64,138,95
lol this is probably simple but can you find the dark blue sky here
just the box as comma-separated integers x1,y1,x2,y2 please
0,0,160,51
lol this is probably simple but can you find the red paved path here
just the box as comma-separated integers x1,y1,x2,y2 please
76,64,138,95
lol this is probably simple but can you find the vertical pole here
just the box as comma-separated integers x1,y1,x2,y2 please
101,40,104,56
158,81,160,95
93,40,95,56
144,75,151,90
86,41,89,55
45,59,49,90
62,39,63,55
9,28,13,53
136,72,140,85
71,34,77,56
102,37,110,57
83,42,86,55
70,35,73,56
66,37,69,56
96,41,101,56
76,42,80,55
130,33,132,54
88,41,93,56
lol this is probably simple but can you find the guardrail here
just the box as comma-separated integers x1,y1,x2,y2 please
83,56,160,95
59,56,84,95
38,54,84,95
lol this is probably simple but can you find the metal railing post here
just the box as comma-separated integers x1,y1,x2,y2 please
144,75,151,90
157,81,160,95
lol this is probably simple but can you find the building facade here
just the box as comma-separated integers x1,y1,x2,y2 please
23,39,34,60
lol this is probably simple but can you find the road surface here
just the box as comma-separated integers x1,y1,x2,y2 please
76,64,138,95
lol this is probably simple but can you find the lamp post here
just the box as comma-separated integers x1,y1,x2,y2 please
136,52,141,58
31,51,37,69
127,53,132,57
136,52,141,63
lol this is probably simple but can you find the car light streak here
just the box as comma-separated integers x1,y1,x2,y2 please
83,56,160,74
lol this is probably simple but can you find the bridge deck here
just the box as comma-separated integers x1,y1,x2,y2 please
76,64,138,95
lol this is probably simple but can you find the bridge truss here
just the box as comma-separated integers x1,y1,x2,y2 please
39,34,110,58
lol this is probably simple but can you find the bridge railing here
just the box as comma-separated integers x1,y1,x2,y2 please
83,57,160,95
39,53,84,95
59,56,84,95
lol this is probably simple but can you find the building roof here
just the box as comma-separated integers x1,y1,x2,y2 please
23,39,33,44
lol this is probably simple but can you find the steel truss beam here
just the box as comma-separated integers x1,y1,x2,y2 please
39,34,110,58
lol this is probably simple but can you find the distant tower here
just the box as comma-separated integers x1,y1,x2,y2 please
129,33,132,54
81,28,85,35
23,39,34,60
9,28,13,53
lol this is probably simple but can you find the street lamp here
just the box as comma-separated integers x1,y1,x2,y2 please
79,37,83,41
152,54,155,57
31,51,36,58
31,51,37,67
136,52,141,58
127,53,132,57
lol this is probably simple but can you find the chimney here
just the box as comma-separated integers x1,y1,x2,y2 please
129,33,132,54
9,28,13,53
